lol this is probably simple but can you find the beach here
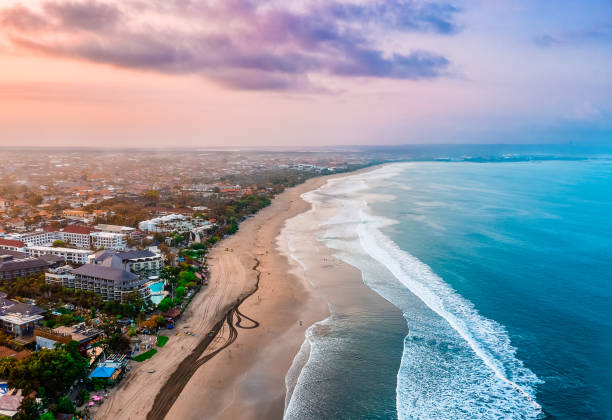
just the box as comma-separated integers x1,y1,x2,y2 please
94,170,370,420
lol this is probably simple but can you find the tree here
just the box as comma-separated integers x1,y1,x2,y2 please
178,271,196,286
56,396,75,414
16,396,42,420
8,342,88,399
175,286,185,299
157,297,172,312
143,190,160,203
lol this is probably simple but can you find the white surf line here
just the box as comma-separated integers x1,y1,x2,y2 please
357,208,542,411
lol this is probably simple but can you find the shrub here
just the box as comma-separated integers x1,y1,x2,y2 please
133,349,157,362
156,336,169,347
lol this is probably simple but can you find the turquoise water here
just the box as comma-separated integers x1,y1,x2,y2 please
149,281,164,305
287,160,612,419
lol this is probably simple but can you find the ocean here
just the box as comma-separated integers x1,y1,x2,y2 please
283,159,612,419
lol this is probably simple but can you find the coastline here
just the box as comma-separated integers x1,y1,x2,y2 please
94,166,380,420
165,166,383,419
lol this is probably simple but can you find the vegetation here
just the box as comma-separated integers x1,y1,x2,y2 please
156,336,169,347
0,342,87,418
133,349,157,362
0,275,144,318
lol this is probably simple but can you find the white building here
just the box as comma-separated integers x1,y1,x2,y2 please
138,214,211,233
27,246,93,265
93,224,136,236
58,226,93,248
47,255,152,302
0,293,44,336
90,232,127,251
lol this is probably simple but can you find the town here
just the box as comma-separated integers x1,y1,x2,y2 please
0,148,379,419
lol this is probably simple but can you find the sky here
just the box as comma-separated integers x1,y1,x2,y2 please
0,0,611,148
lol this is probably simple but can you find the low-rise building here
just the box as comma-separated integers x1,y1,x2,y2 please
138,214,210,233
0,252,53,280
93,224,136,236
27,245,93,265
90,231,126,251
0,293,44,336
35,323,101,353
0,239,26,252
59,225,93,248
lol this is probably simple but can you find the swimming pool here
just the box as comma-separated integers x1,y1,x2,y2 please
149,281,165,305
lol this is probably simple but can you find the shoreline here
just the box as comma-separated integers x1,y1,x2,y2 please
164,167,381,419
94,166,381,420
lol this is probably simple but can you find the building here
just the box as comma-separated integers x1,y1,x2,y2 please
89,249,163,277
0,252,53,280
59,225,93,248
0,293,44,336
0,346,31,361
27,245,93,265
16,230,56,247
57,253,152,302
8,226,126,252
93,224,136,236
90,232,126,251
44,265,76,288
0,239,26,252
35,323,101,353
0,198,10,213
138,214,210,233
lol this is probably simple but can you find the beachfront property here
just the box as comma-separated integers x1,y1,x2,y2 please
27,245,93,265
0,292,44,337
138,213,211,233
89,249,163,277
45,251,155,302
34,323,101,352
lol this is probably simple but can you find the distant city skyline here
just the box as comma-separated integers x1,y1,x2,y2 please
1,0,611,147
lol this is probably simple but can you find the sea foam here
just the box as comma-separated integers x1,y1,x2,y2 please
284,164,543,419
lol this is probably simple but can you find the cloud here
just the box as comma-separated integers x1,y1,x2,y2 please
535,24,612,47
0,0,460,91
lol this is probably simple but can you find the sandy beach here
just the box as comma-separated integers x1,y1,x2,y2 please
94,169,372,420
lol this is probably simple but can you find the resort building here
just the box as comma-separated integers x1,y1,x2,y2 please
58,225,93,248
46,253,152,302
90,232,127,251
0,251,55,280
88,249,163,277
0,293,44,336
138,214,211,233
0,239,26,252
27,245,93,265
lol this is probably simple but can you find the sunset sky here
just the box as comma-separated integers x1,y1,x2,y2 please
1,0,611,147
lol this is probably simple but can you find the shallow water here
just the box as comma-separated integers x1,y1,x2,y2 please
284,160,612,419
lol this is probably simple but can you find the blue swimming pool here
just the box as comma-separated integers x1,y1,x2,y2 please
149,281,165,305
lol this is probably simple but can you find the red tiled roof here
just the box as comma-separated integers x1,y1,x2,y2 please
0,238,26,248
0,346,31,361
62,225,93,235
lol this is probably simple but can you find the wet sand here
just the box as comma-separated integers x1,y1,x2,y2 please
94,166,380,420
